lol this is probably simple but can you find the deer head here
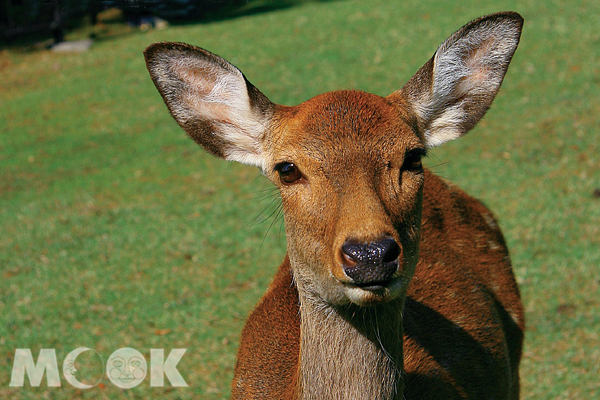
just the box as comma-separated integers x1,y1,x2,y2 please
144,12,523,308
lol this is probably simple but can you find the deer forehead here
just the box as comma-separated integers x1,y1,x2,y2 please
267,90,420,171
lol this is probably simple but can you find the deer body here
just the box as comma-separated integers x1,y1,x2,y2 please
145,12,525,399
233,170,523,400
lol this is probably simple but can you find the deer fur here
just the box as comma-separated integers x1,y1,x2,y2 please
144,12,525,399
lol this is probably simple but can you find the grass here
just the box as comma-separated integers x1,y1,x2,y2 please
1,0,599,398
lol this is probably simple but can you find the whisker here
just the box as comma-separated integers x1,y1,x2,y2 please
261,201,284,247
426,160,451,170
277,208,286,243
249,194,281,227
250,187,280,201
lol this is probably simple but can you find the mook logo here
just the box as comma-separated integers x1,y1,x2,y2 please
9,347,187,389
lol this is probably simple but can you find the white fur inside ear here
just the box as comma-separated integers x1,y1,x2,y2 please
423,104,464,147
418,18,521,148
172,57,268,168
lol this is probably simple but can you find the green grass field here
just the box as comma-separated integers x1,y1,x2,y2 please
1,0,599,398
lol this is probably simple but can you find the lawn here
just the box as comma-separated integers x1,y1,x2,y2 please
1,0,599,398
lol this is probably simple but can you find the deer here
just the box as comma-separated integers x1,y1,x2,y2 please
144,11,525,400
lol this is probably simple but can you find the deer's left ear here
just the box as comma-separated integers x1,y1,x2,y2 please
392,12,523,148
144,42,275,168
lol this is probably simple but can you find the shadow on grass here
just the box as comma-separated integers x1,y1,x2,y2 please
1,0,343,51
167,0,341,25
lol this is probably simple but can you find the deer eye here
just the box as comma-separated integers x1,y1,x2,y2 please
402,148,426,171
275,162,303,184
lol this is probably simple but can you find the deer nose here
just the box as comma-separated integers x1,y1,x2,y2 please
341,237,401,288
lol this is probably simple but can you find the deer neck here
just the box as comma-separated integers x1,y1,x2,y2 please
296,290,405,400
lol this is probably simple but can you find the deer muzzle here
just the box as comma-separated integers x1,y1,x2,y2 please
340,237,401,290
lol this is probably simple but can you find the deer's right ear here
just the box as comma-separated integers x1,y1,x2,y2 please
144,42,274,168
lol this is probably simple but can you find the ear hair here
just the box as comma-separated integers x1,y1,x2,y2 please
396,12,523,147
144,42,274,168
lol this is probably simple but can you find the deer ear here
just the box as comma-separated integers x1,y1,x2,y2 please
395,12,523,148
144,42,274,168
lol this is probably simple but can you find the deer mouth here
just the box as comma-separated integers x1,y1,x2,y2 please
355,280,394,291
340,276,406,305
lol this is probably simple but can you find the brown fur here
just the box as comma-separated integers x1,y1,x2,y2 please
143,11,525,400
232,171,524,399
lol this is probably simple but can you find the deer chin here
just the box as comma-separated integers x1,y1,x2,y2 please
295,260,411,307
341,276,408,306
294,268,404,307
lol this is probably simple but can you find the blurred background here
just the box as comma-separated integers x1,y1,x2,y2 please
1,0,257,46
1,0,599,398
